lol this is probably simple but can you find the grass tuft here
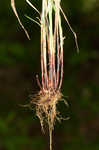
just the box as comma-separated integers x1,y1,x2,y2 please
11,0,79,150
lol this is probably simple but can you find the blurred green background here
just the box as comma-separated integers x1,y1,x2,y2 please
0,0,99,150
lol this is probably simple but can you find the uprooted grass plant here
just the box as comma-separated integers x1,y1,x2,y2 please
11,0,79,150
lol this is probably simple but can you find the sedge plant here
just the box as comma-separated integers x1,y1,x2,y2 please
11,0,79,150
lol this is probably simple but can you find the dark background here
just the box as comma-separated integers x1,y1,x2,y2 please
0,0,99,150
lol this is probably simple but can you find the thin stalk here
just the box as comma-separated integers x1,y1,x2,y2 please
48,0,53,88
11,0,30,39
49,127,52,150
48,112,53,150
41,26,45,89
41,0,48,89
55,1,60,89
58,13,63,90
